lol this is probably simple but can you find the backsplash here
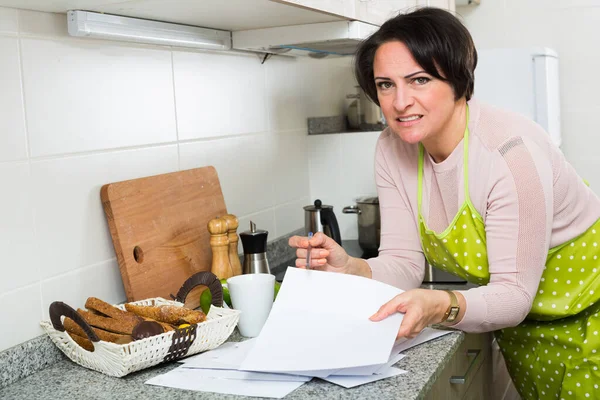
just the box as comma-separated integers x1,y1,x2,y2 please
307,130,380,242
0,6,355,352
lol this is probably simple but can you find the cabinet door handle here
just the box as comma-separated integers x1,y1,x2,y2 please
449,349,481,385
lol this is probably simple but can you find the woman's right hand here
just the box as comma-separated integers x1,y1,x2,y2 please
288,232,351,274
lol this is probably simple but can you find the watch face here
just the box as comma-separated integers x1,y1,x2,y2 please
448,307,460,321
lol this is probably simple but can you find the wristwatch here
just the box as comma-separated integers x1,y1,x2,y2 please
442,290,460,323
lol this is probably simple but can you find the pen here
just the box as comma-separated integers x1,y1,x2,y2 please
306,232,313,269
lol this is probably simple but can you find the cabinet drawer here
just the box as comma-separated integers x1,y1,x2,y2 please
425,332,492,400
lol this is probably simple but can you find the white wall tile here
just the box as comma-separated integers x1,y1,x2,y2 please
306,131,380,241
274,197,309,240
339,131,379,199
308,133,343,203
536,7,600,112
173,50,268,140
0,163,37,293
271,129,310,205
266,56,355,132
0,283,43,352
266,56,309,132
0,37,27,162
32,145,179,280
179,134,277,217
560,108,600,190
0,6,17,34
21,38,177,157
18,10,67,37
303,58,355,119
41,259,126,320
307,133,350,239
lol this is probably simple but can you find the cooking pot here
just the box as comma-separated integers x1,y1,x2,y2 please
343,197,380,255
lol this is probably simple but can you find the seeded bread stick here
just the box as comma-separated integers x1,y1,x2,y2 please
85,297,141,324
64,317,132,343
67,332,94,352
124,304,206,325
77,309,138,335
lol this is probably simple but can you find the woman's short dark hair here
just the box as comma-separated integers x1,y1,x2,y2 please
354,7,477,106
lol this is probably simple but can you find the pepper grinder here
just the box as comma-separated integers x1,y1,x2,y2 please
222,214,243,276
208,216,233,279
239,221,270,274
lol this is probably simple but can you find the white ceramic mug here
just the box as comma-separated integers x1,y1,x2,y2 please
227,273,275,338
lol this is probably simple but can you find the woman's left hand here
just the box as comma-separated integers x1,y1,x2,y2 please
369,289,450,339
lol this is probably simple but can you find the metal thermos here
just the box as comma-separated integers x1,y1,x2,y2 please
239,221,270,274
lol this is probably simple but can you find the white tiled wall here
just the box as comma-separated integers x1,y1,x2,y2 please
0,7,354,352
308,131,380,242
457,1,600,188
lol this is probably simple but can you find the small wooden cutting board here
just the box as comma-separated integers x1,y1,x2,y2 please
101,166,227,309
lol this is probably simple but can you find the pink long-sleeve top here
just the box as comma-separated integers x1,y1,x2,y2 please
366,98,600,333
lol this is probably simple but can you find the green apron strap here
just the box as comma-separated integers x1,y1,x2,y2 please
418,143,424,216
463,105,470,201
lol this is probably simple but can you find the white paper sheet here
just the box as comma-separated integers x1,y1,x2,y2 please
323,366,408,388
390,327,455,354
181,338,340,378
174,367,311,382
180,339,256,369
145,367,305,399
375,353,406,374
241,268,404,372
333,354,407,377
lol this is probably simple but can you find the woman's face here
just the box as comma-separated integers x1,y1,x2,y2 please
373,40,458,144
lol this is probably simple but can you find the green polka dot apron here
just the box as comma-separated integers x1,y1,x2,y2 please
418,108,600,400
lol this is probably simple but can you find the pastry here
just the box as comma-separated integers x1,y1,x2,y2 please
141,317,175,332
77,309,138,335
132,321,164,340
124,304,206,325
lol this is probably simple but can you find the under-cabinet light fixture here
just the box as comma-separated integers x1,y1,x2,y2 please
67,10,232,51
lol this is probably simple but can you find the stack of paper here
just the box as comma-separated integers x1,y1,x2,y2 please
145,268,454,398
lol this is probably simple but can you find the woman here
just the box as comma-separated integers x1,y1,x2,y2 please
289,7,600,400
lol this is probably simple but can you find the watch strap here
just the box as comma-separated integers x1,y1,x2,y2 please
442,290,459,323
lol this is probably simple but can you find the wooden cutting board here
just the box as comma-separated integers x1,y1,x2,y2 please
101,166,227,309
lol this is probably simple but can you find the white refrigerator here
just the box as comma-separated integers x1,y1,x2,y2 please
474,47,562,148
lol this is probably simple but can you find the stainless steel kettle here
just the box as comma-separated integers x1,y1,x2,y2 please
303,199,342,245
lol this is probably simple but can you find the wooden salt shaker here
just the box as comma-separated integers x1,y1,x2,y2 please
208,216,233,280
222,214,243,276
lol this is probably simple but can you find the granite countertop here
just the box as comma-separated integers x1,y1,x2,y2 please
0,328,464,400
0,239,473,400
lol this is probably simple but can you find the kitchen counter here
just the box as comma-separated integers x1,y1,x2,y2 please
0,238,475,399
0,325,465,400
0,281,473,400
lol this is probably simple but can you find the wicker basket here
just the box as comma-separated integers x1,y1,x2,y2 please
41,271,241,377
40,297,240,377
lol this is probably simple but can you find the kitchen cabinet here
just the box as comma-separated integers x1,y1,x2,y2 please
425,332,493,400
416,0,456,13
277,0,456,25
0,0,347,31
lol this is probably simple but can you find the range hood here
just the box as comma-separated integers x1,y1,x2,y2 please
232,20,379,58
